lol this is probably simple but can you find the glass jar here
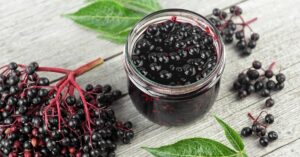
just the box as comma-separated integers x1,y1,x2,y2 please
124,9,225,126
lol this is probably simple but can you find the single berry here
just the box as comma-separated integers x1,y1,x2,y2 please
265,70,274,78
212,8,221,16
248,40,256,49
268,131,278,141
276,73,286,83
265,114,274,124
247,69,259,80
254,81,264,91
265,98,275,107
252,61,262,69
251,33,260,41
261,89,270,97
256,128,267,137
235,31,244,40
241,127,252,137
266,80,276,90
259,136,269,147
276,83,284,90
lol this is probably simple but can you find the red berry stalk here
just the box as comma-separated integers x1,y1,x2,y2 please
0,58,104,134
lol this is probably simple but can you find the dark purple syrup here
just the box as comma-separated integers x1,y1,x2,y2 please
128,79,220,125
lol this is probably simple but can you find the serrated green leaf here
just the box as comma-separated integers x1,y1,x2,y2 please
215,116,245,151
115,0,162,14
98,28,131,43
65,0,143,35
86,0,162,14
143,138,238,157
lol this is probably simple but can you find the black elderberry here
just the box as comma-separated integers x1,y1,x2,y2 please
247,69,259,80
124,121,133,129
26,66,36,75
252,123,263,132
241,127,252,137
38,77,50,86
247,40,256,49
256,128,266,137
38,88,48,97
235,31,244,40
212,8,221,16
236,40,247,50
254,80,264,91
66,96,76,105
85,84,94,91
276,83,284,90
268,131,278,141
261,89,270,97
266,80,276,90
265,98,275,107
242,47,252,55
265,70,274,78
238,73,250,85
9,62,18,70
252,61,262,69
238,90,248,98
103,84,112,93
251,33,260,41
246,85,255,94
233,81,242,90
259,136,269,147
7,76,19,86
276,73,286,83
265,114,274,124
112,90,122,99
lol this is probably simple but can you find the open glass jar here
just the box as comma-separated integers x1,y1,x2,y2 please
124,9,225,126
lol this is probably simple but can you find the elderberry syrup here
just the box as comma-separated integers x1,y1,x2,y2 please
124,9,225,126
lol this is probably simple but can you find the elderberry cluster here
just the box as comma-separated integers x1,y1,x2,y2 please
232,60,286,101
132,18,217,86
209,5,259,56
241,112,278,147
0,62,134,157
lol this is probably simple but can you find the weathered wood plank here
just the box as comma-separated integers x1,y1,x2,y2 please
262,138,300,157
0,0,243,69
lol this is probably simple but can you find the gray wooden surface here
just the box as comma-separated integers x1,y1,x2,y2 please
1,0,300,156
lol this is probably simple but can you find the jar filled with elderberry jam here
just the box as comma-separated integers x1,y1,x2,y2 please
124,9,225,126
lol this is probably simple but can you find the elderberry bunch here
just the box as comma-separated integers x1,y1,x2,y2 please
0,61,134,157
209,5,259,56
241,112,278,147
232,60,286,105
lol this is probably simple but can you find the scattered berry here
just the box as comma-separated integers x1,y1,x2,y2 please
259,136,269,147
268,131,278,141
265,114,274,124
265,98,275,107
210,5,258,56
241,127,252,137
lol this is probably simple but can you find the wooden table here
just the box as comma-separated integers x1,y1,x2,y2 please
1,0,300,156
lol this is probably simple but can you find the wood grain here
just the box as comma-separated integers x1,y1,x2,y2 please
0,0,242,68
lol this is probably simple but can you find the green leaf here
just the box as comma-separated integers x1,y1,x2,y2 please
142,138,238,157
215,116,245,151
86,0,162,14
115,0,162,14
98,28,131,43
65,0,143,35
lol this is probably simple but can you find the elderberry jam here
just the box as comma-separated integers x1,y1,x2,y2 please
124,9,225,126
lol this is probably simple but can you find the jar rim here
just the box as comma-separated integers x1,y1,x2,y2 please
124,9,225,96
